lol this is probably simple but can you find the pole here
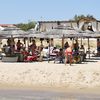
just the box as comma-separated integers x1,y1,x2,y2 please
11,35,14,55
27,37,30,51
88,38,90,59
62,34,65,49
48,39,50,63
81,38,82,46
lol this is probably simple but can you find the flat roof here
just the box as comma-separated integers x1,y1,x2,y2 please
38,20,77,23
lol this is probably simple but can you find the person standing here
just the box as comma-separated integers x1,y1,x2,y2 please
29,40,37,55
65,45,73,65
16,40,23,52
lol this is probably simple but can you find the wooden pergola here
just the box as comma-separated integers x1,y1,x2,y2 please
26,30,100,59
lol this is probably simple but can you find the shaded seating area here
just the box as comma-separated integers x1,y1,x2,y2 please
0,26,100,64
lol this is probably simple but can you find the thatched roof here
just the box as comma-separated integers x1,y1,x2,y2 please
0,30,28,38
0,26,100,39
27,30,100,39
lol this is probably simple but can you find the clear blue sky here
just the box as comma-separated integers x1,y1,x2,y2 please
0,0,100,24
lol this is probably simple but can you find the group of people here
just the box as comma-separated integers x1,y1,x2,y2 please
1,38,86,63
54,41,85,65
3,39,23,56
2,38,41,62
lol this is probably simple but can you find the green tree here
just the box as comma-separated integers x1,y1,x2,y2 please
16,21,36,31
73,14,96,21
86,14,96,20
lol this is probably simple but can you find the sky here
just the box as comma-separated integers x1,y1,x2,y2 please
0,0,100,24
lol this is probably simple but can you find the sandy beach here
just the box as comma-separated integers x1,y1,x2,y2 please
0,57,100,94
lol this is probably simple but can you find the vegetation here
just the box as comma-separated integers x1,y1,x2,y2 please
72,14,96,21
16,21,36,31
55,44,61,49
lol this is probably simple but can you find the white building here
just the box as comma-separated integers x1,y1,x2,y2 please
38,18,100,32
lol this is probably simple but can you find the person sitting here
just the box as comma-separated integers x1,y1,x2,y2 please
65,45,73,65
80,45,85,52
3,44,11,56
25,40,38,62
54,48,64,63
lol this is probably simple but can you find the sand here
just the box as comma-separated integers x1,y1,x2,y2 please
0,58,100,94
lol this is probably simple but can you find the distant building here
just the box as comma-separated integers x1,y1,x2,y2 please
38,19,100,32
0,24,16,28
0,24,20,31
38,21,76,32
